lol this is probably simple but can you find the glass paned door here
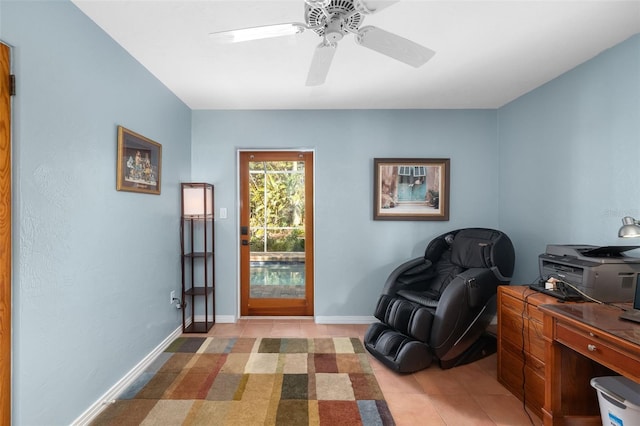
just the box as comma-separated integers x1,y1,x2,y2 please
239,151,314,316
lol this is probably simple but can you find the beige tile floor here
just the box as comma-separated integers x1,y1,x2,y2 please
197,318,542,426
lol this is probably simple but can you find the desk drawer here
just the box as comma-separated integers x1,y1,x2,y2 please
501,292,526,314
555,322,640,379
501,292,545,323
500,307,545,362
498,343,545,416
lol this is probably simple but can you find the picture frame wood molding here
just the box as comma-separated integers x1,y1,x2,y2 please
373,158,450,221
116,126,162,195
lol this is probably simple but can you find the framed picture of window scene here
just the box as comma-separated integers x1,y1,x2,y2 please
374,158,450,221
116,126,162,195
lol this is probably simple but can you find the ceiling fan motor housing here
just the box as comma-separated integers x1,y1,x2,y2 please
305,0,364,40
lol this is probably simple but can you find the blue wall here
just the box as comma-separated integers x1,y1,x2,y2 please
2,1,191,424
192,110,500,318
498,34,640,284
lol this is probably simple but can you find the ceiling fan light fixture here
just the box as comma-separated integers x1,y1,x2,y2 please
209,23,306,43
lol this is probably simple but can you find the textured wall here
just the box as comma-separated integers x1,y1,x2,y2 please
2,1,191,424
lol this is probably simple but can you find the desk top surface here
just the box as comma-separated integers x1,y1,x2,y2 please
539,302,640,347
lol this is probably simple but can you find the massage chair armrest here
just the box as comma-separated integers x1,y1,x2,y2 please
429,269,499,362
434,268,499,313
381,257,433,296
455,268,500,309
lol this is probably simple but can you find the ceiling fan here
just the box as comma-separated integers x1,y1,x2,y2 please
209,0,435,86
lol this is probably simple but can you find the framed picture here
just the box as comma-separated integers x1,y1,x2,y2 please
374,158,450,221
116,126,162,195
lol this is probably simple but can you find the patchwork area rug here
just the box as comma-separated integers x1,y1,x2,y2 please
92,337,395,425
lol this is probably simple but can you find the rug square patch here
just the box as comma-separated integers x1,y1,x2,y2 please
206,373,243,401
258,338,282,353
189,353,223,374
280,374,308,400
315,373,355,401
333,337,356,353
186,400,233,425
351,338,366,353
239,373,280,401
163,370,215,400
230,338,257,353
313,338,335,354
358,400,396,426
308,400,320,425
350,373,384,400
203,338,234,354
318,400,361,426
139,399,194,425
276,399,309,425
282,338,308,353
336,353,364,373
375,400,396,425
220,353,250,374
166,337,206,353
357,353,374,374
221,400,272,426
281,353,308,374
314,353,338,373
90,399,158,426
158,353,193,373
245,352,279,373
136,372,180,399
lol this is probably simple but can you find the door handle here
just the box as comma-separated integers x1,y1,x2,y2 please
242,240,249,246
241,226,249,235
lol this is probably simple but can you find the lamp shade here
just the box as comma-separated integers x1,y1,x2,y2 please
182,183,213,217
618,216,640,238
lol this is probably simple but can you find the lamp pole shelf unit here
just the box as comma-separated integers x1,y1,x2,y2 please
181,182,215,333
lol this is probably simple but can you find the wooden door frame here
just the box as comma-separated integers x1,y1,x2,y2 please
238,150,314,317
1,42,12,426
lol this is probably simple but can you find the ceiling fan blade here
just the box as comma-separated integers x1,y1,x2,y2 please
356,0,400,14
209,23,306,43
306,42,337,86
356,26,435,67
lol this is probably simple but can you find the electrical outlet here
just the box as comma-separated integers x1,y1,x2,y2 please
170,290,175,304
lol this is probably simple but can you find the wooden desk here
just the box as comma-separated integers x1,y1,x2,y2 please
539,302,640,425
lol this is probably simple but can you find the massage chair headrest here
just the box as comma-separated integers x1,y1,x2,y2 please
424,228,515,281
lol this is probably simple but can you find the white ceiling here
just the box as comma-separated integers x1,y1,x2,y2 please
72,0,640,110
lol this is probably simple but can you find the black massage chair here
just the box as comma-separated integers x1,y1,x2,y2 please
364,228,515,373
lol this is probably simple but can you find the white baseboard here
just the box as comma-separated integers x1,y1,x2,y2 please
223,315,377,324
191,314,237,324
215,314,237,323
71,325,182,426
314,316,377,324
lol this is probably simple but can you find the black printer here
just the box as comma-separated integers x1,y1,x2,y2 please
539,245,640,302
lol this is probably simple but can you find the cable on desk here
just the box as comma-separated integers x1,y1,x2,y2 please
545,274,626,310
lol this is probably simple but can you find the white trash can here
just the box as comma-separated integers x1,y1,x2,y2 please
590,376,640,426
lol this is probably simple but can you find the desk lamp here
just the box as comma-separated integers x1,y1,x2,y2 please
618,216,640,238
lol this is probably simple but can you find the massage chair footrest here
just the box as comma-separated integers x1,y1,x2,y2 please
364,323,433,374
